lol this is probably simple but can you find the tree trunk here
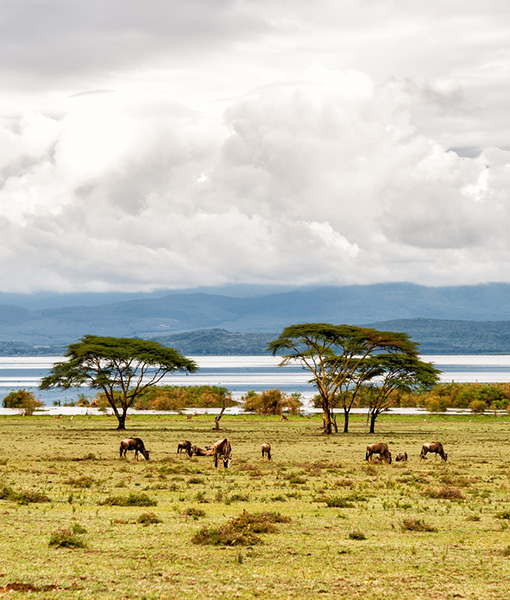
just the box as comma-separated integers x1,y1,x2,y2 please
116,406,128,430
331,411,338,433
369,412,377,434
343,410,349,433
213,402,227,430
322,406,332,434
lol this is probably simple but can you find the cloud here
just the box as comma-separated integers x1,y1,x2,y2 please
0,2,508,292
1,65,509,292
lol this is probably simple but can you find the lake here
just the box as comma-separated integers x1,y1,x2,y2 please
1,354,510,408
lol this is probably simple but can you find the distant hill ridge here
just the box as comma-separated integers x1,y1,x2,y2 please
0,283,510,353
153,320,510,356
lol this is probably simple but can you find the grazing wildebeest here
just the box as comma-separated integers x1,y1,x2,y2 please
119,438,150,460
261,443,272,461
395,452,408,462
420,442,447,462
177,440,193,457
366,442,392,464
212,438,232,468
281,414,288,421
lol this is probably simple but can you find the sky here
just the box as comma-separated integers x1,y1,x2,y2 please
0,0,509,293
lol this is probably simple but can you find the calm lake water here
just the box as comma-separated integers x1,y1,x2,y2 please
1,354,510,408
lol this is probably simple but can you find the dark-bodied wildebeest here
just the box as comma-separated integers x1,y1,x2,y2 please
212,438,232,468
119,438,150,460
395,452,408,462
420,442,447,462
177,440,193,457
261,443,272,461
366,442,392,464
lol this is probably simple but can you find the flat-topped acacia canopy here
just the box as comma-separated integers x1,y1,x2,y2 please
40,335,197,429
267,323,420,434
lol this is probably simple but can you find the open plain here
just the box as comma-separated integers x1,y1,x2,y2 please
1,413,510,599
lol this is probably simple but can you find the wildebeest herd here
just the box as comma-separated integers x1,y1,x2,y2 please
120,436,234,468
119,436,447,468
365,441,448,464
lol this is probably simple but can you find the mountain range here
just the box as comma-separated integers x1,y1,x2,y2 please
0,282,510,354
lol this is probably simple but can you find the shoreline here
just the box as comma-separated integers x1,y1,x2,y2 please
0,406,504,417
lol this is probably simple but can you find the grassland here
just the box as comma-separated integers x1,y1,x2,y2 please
1,413,510,599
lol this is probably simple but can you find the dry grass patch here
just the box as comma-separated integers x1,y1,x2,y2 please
425,486,465,500
348,528,367,540
400,517,438,532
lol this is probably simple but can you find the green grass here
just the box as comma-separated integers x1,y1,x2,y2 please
0,413,510,598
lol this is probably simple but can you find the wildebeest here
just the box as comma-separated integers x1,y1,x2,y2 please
261,443,272,461
366,442,392,464
395,452,408,462
420,442,447,462
191,445,214,457
119,438,150,460
177,440,193,457
212,438,232,468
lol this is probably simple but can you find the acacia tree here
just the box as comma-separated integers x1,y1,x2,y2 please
40,335,198,429
268,323,418,434
360,353,440,433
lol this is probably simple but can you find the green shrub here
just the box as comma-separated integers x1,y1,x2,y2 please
182,507,206,518
2,389,43,415
188,476,205,485
469,399,486,414
242,388,302,415
322,495,354,508
99,492,157,507
137,512,162,526
72,522,88,534
192,511,291,546
226,493,250,503
348,529,367,540
49,528,86,549
0,486,50,504
65,475,96,488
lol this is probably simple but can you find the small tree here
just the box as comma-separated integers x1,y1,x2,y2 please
40,335,197,429
360,354,440,433
3,389,44,415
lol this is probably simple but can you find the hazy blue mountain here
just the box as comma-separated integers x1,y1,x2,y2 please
365,318,510,354
152,329,275,355
152,320,510,356
1,283,510,352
